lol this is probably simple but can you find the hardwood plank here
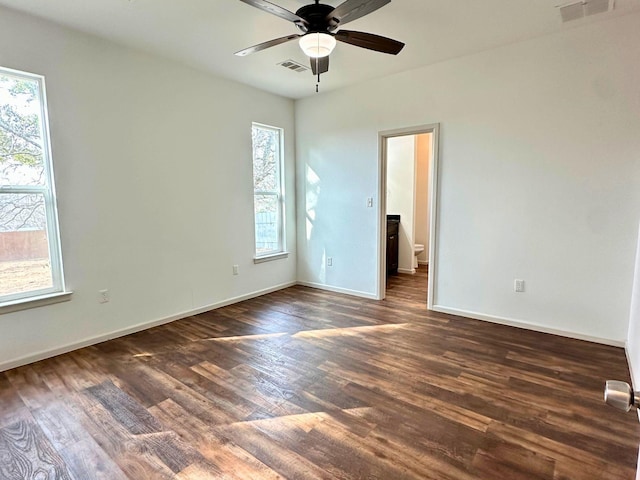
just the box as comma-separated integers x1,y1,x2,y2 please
149,398,263,478
215,420,334,479
471,442,555,480
0,420,73,480
0,373,32,429
60,438,128,480
85,380,164,435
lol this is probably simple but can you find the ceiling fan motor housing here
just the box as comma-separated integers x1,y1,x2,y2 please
295,3,339,33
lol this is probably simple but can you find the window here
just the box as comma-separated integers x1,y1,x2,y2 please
252,123,286,259
0,67,65,306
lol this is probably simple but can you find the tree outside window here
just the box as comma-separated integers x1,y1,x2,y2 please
0,68,64,302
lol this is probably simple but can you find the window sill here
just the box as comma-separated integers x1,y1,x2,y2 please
0,291,73,315
253,252,289,264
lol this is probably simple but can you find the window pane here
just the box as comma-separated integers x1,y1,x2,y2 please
0,193,53,296
252,123,284,257
0,75,46,187
252,126,279,192
254,194,280,254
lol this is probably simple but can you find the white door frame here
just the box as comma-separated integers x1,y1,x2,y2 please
377,123,441,308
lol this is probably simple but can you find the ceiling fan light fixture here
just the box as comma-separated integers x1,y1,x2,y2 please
299,32,336,58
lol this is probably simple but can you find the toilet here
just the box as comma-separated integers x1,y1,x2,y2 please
414,244,425,269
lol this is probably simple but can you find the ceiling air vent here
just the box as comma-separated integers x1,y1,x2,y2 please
557,0,614,22
278,60,309,73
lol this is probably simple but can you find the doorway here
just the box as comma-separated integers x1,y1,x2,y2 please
377,124,440,307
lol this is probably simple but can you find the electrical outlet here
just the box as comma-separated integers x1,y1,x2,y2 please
233,265,239,275
514,279,525,293
327,257,333,267
367,197,373,208
98,289,110,303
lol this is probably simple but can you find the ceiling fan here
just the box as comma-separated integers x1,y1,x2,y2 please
235,0,404,79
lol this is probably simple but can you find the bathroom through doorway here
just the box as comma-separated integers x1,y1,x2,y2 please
377,124,440,306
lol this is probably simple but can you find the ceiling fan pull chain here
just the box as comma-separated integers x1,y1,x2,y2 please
315,57,321,91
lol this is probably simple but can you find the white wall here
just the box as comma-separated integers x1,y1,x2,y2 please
0,6,296,370
387,135,416,273
415,133,430,263
296,12,640,343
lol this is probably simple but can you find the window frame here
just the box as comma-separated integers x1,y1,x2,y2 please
0,66,66,307
251,122,287,261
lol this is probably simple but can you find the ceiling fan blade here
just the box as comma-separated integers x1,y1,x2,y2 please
238,0,309,28
310,56,329,75
326,0,390,26
235,34,301,56
335,30,404,55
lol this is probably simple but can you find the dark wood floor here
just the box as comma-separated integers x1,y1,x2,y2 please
1,267,639,479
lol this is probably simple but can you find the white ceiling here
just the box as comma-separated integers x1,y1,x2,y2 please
1,0,639,99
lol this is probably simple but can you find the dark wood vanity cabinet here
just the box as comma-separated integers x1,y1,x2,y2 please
387,215,399,275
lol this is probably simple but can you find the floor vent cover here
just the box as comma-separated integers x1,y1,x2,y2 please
558,0,614,22
278,59,309,73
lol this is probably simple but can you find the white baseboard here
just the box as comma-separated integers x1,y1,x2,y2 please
0,281,296,373
296,281,378,300
432,305,625,348
398,268,416,275
418,261,429,265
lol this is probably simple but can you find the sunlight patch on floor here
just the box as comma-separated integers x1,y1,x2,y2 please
201,332,289,342
292,323,410,339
